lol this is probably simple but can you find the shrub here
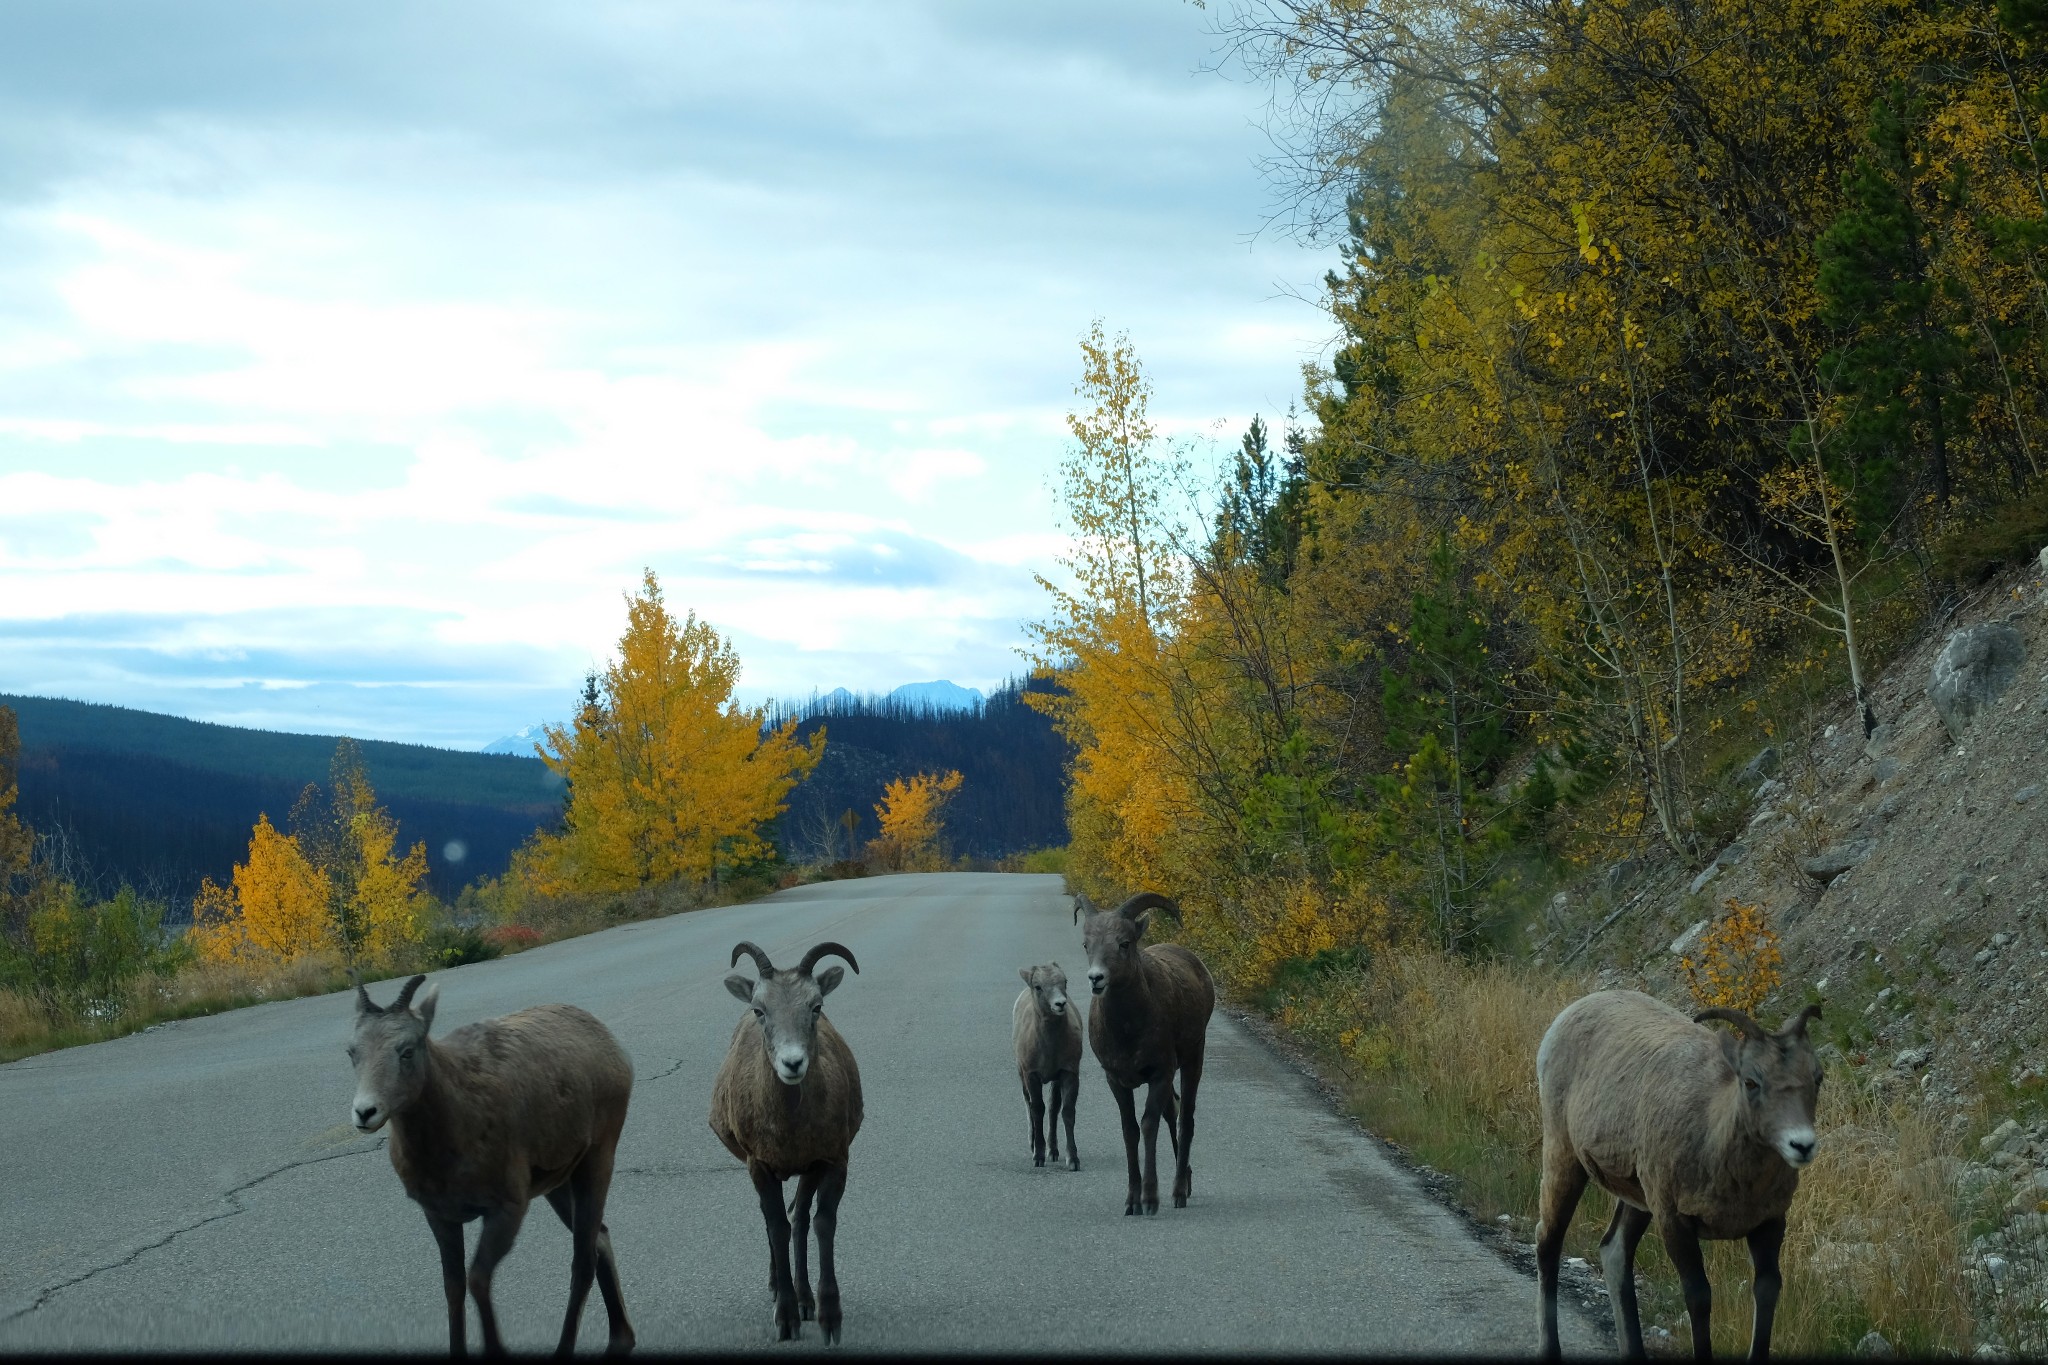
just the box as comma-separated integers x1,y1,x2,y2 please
417,921,502,969
1931,480,2048,583
1680,897,1784,1015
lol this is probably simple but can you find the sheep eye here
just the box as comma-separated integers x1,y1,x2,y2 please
751,1006,765,1018
399,1046,416,1061
811,1002,822,1015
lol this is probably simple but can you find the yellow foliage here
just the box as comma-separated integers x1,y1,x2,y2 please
191,814,333,965
525,569,823,894
868,769,962,871
1680,897,1785,1015
350,811,431,965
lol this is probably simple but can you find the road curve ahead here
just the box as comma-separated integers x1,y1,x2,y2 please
0,873,1602,1355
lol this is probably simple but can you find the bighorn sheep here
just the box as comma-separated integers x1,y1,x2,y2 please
1077,891,1215,1215
346,973,635,1357
1534,990,1824,1361
710,941,863,1344
1014,962,1082,1170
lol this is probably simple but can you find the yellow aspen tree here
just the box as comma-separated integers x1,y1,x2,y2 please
530,570,823,893
0,707,37,942
868,770,963,871
217,814,332,962
351,810,432,965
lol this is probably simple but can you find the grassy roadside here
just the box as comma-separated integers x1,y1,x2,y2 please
1255,949,1977,1357
0,871,783,1065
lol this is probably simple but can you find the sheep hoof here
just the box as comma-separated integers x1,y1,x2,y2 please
1033,1154,1044,1168
1173,1193,1188,1208
1068,1156,1081,1172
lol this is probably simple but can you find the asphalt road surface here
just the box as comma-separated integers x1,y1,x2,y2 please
0,873,1603,1355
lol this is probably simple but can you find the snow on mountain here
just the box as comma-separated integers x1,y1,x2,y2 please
885,680,983,711
481,722,553,756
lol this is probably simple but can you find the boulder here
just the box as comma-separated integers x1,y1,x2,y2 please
1737,745,1780,785
1669,919,1708,956
1928,623,2026,742
1801,839,1876,881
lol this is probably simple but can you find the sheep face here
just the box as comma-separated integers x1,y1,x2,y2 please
1729,1030,1823,1167
1020,963,1072,1018
1081,911,1149,996
347,976,439,1133
726,967,846,1086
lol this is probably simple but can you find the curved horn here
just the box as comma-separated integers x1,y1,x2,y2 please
350,968,380,1015
1695,1007,1767,1042
797,941,860,977
1780,1002,1823,1038
730,941,776,975
1115,892,1181,924
392,974,428,1011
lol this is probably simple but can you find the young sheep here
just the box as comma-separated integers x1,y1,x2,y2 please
1014,962,1082,1170
1078,891,1215,1215
346,973,635,1357
709,940,863,1344
1534,990,1824,1362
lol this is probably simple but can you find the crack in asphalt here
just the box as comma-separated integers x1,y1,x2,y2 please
640,1056,688,1084
1,1138,387,1325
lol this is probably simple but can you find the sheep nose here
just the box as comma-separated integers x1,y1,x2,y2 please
1051,999,1066,1014
1788,1137,1815,1163
353,1104,379,1129
1087,972,1106,995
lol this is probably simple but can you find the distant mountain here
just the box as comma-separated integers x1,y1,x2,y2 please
1,694,564,908
886,680,983,711
482,723,554,757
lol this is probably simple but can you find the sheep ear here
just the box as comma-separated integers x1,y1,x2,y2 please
724,973,756,1004
1020,966,1034,986
413,985,438,1031
816,965,845,997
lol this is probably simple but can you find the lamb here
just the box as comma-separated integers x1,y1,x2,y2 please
346,973,635,1357
1533,990,1824,1361
709,940,864,1344
1077,891,1215,1215
1014,962,1082,1170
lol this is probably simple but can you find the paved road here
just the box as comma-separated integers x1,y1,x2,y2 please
0,873,1602,1355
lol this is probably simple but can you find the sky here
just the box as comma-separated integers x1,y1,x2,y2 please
0,1,1338,751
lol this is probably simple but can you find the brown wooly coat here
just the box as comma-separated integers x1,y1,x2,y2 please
1534,989,1823,1362
353,976,635,1357
1080,891,1215,1214
709,1011,864,1177
1014,964,1083,1169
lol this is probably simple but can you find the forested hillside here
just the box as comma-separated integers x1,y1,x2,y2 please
5,695,562,906
771,678,1069,861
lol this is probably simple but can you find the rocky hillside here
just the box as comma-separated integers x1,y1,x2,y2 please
1536,547,2048,1351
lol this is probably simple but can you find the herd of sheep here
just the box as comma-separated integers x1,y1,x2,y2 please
342,888,1825,1360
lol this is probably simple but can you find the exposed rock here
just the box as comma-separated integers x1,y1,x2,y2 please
1929,623,2026,742
1801,839,1877,881
1895,1047,1932,1071
1984,1119,2026,1156
1857,1329,1895,1357
1986,1253,2012,1285
2018,785,2040,805
1670,919,1708,956
1873,756,1904,783
1738,745,1780,785
1689,864,1721,895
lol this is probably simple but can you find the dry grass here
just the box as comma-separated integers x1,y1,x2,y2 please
1267,947,1975,1356
0,953,352,1063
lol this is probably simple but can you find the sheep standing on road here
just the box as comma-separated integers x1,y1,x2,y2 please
1077,892,1214,1215
1014,962,1082,1170
710,941,863,1344
1534,990,1824,1361
346,973,636,1357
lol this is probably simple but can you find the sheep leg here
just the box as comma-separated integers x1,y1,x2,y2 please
748,1162,801,1341
1139,1078,1170,1215
1027,1074,1048,1166
1535,1152,1587,1361
552,1151,635,1356
1044,1074,1062,1165
1172,1058,1202,1207
1111,1082,1144,1215
791,1168,822,1323
1599,1201,1654,1359
813,1162,848,1345
467,1203,528,1357
426,1214,468,1357
1060,1069,1080,1171
1744,1216,1786,1361
1660,1217,1714,1362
